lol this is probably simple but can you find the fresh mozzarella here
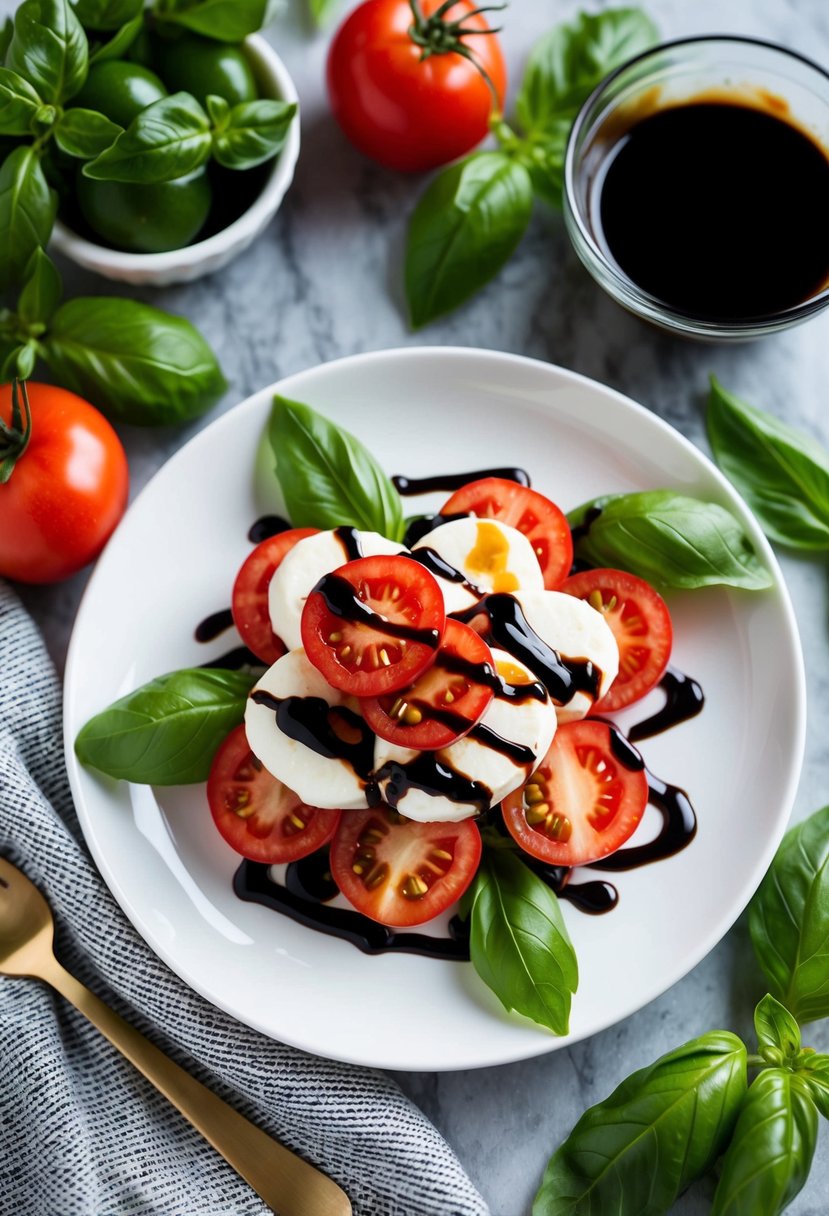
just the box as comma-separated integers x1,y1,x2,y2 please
510,589,619,722
245,649,370,811
412,517,543,610
373,649,556,822
269,528,404,651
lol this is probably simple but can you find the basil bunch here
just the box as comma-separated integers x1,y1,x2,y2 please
0,0,237,424
534,805,829,1215
0,248,226,422
405,7,658,327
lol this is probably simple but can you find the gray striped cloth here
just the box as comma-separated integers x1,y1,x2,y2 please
0,581,489,1216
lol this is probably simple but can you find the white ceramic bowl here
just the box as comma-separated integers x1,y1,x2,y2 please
49,35,300,286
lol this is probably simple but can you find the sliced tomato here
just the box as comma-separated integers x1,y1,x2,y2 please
361,619,495,750
207,725,341,863
232,528,318,665
330,807,482,926
301,554,445,697
441,477,573,590
501,720,648,867
561,568,673,711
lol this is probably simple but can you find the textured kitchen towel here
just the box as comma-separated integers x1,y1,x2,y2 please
0,581,489,1216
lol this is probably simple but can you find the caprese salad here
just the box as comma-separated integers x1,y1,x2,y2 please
207,471,674,931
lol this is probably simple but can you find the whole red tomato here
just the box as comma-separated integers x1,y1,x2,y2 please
0,381,129,584
327,0,507,173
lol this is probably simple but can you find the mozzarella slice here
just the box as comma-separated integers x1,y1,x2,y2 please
373,649,556,822
508,589,619,722
245,649,371,811
413,517,543,609
269,528,404,651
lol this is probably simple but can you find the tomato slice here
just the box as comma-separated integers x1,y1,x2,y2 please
301,554,446,697
232,528,318,665
329,807,482,926
207,725,341,863
561,568,673,711
441,477,573,590
501,720,648,866
361,619,495,750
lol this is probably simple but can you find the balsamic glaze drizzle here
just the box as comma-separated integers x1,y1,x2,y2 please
392,468,530,495
628,666,705,742
402,512,473,548
248,515,291,543
194,607,234,643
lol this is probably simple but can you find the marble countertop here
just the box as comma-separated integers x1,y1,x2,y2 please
12,0,829,1211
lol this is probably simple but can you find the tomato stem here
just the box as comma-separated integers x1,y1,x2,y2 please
407,0,507,114
0,379,33,485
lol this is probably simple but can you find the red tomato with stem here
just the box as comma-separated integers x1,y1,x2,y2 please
441,477,574,590
361,618,495,749
561,568,673,711
501,719,648,867
208,726,342,863
326,0,507,173
0,380,128,584
329,805,482,925
301,554,446,697
232,527,318,666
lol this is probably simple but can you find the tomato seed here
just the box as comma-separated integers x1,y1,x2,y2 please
364,862,389,890
401,874,428,899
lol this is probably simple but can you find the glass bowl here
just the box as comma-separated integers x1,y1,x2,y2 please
564,36,829,341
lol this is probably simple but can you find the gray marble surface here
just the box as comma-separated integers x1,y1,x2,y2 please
9,0,829,1211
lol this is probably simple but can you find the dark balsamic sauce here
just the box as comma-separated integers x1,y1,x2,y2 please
313,571,441,649
248,515,291,543
407,545,485,599
595,101,829,319
402,512,473,548
628,666,705,742
333,526,363,562
593,770,697,871
393,468,530,495
194,607,234,643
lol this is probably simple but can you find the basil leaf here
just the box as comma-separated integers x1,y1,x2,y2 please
748,804,829,1024
516,9,659,134
521,121,570,208
9,341,37,379
711,1070,818,1216
802,1054,829,1120
307,0,341,25
534,1031,747,1215
754,994,801,1061
71,0,143,30
75,668,257,784
41,296,227,425
83,92,211,183
0,67,42,136
269,395,405,540
87,13,143,65
54,106,121,157
7,0,88,105
406,151,534,329
462,848,577,1035
212,98,297,170
0,146,57,296
567,489,773,590
708,377,829,550
205,93,229,130
160,0,274,41
17,246,61,325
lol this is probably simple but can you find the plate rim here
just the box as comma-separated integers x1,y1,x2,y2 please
63,345,807,1070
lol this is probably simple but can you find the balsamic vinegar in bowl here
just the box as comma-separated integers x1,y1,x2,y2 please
565,36,829,339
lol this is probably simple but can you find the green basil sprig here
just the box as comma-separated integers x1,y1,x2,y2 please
211,97,297,171
86,12,143,66
567,489,773,591
0,67,43,135
72,0,144,30
754,993,802,1064
269,395,405,541
460,848,577,1035
405,6,658,327
406,152,534,329
154,0,276,43
533,1032,747,1214
75,668,258,785
711,1069,818,1216
802,1054,829,1118
708,377,829,550
749,805,829,1024
53,106,122,158
83,91,212,182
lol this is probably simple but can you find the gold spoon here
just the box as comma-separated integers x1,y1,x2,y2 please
0,854,351,1216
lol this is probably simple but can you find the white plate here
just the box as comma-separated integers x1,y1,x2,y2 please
64,348,805,1071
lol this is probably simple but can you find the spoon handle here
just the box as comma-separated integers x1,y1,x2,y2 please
42,957,351,1216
